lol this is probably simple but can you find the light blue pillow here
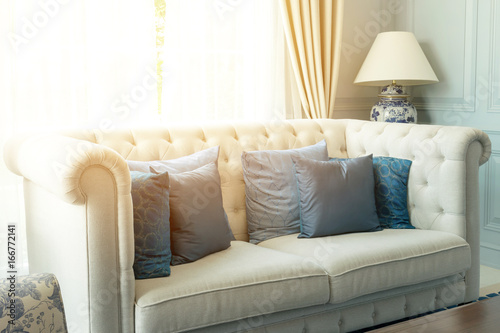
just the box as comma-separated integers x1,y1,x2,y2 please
127,146,220,173
293,154,381,238
241,140,329,243
372,156,414,229
130,171,171,279
168,162,234,265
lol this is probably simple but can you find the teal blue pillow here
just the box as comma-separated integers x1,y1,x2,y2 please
293,155,381,238
372,156,414,229
130,171,171,279
329,156,414,229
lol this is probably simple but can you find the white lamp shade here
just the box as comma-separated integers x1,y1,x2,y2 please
354,31,439,86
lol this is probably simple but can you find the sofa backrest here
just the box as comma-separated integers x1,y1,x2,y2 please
64,119,350,241
344,120,490,238
54,118,491,242
5,118,491,330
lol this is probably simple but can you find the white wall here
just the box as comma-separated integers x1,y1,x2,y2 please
334,0,401,120
397,0,500,269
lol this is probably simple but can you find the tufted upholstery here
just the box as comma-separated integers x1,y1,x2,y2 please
346,121,490,234
4,119,491,333
5,119,489,240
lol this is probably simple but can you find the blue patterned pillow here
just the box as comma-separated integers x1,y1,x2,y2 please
372,156,414,229
130,171,172,279
329,156,413,229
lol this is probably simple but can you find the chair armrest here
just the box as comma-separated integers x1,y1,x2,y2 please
0,273,68,333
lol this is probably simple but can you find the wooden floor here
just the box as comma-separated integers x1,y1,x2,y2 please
368,296,500,332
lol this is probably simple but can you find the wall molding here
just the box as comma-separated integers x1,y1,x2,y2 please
488,0,500,112
412,97,475,113
483,130,500,232
480,242,500,269
409,0,478,113
333,97,377,113
481,241,500,251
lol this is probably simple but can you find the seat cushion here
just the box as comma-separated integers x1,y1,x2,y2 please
258,229,471,304
135,241,329,333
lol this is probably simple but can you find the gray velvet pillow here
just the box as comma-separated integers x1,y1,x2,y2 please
168,162,233,265
241,140,328,243
128,146,233,265
292,154,381,238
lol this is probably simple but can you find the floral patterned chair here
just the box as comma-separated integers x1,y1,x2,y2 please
0,273,67,333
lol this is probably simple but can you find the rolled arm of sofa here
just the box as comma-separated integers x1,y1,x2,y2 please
345,120,491,302
345,120,491,236
4,133,135,333
4,132,131,205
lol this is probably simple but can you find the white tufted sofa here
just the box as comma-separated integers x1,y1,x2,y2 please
4,119,491,333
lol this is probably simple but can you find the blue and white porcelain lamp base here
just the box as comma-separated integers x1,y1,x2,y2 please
370,82,417,123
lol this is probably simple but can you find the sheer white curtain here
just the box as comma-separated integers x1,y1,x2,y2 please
0,0,301,275
160,0,301,122
0,0,157,274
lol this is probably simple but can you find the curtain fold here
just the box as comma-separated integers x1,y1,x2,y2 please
280,0,344,119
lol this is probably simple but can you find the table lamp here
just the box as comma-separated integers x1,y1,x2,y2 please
354,31,438,123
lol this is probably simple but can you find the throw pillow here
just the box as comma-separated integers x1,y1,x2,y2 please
372,156,414,229
130,171,171,279
241,140,329,244
293,154,381,238
330,156,414,229
127,146,220,173
168,162,234,265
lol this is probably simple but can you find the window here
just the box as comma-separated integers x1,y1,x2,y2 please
159,0,299,122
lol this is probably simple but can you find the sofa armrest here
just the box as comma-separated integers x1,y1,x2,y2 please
4,133,131,204
345,121,491,236
4,133,135,333
345,120,491,302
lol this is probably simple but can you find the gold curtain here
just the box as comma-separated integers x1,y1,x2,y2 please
279,0,344,119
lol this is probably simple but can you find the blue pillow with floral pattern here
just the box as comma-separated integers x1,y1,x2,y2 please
130,171,172,279
329,156,414,229
372,156,414,229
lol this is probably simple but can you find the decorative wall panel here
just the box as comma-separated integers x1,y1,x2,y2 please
487,1,500,113
404,0,478,113
483,131,500,232
481,130,500,268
